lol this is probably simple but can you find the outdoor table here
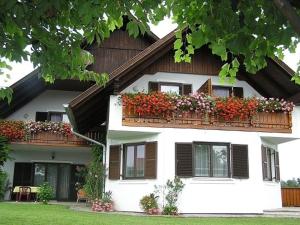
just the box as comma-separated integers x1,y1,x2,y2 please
13,186,39,201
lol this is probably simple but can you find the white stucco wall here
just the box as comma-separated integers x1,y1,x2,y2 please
7,90,81,121
106,130,281,214
122,72,261,98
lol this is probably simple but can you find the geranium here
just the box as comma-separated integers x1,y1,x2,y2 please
0,120,25,141
25,121,72,136
122,92,174,117
258,97,295,113
172,92,213,113
214,97,259,121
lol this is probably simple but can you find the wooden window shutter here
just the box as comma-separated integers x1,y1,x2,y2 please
231,144,249,179
148,82,159,93
176,143,193,177
197,78,212,96
261,145,268,180
183,84,192,95
145,142,157,179
233,87,244,98
275,151,280,182
108,145,121,180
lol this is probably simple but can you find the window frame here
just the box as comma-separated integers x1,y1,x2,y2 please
158,82,182,95
264,147,277,181
193,142,231,178
123,142,146,179
212,85,244,98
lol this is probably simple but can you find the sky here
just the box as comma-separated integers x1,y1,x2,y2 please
0,18,300,180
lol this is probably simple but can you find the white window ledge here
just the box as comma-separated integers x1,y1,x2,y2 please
189,177,235,184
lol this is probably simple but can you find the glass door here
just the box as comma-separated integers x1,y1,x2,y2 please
57,164,71,200
33,163,71,200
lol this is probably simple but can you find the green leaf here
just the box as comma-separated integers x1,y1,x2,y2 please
126,21,139,38
0,87,13,104
210,41,227,61
174,49,183,63
191,30,207,48
174,39,183,50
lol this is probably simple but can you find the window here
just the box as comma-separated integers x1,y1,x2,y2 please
160,83,181,95
263,147,278,181
212,86,244,98
148,82,192,95
35,112,64,122
124,144,145,178
194,143,230,177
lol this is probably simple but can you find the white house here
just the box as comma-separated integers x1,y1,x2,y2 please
2,25,300,213
67,29,300,214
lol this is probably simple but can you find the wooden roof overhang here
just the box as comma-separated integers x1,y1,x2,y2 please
67,31,300,133
0,69,94,119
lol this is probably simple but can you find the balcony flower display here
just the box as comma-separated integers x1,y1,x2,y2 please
25,121,72,136
0,120,25,141
172,92,214,114
257,97,295,113
121,92,295,119
0,120,73,142
122,92,174,117
215,97,258,121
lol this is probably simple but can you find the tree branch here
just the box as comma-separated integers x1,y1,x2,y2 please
273,0,300,36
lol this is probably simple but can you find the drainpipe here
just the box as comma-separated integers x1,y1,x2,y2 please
63,104,107,193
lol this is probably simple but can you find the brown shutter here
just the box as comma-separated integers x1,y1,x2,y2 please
233,87,244,98
275,151,280,182
197,78,212,96
232,144,249,179
145,142,157,179
148,82,159,93
176,143,193,177
261,145,268,180
183,84,192,95
108,145,121,180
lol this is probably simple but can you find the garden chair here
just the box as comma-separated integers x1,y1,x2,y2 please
17,186,31,201
77,189,88,203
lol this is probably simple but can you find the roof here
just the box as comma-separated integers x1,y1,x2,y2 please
0,21,158,119
68,30,300,133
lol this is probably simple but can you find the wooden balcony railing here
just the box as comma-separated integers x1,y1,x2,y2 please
11,131,102,147
0,120,103,147
11,131,101,147
122,107,292,133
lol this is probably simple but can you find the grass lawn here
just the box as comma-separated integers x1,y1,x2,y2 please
0,203,299,225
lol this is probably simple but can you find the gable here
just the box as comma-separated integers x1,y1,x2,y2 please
68,30,300,133
86,29,157,75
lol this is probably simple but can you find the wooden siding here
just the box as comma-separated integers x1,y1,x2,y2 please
11,131,100,147
88,30,153,75
282,188,300,207
143,48,222,75
123,108,292,133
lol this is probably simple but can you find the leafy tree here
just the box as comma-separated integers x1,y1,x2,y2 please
281,178,300,187
0,136,11,200
1,0,300,102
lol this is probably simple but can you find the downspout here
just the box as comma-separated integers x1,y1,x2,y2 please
63,104,107,193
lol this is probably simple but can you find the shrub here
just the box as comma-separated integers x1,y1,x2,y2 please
37,182,53,204
160,177,185,215
140,193,159,214
0,170,7,200
84,145,104,201
92,191,113,212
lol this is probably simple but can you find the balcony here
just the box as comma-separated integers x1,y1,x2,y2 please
0,121,101,147
121,93,294,133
